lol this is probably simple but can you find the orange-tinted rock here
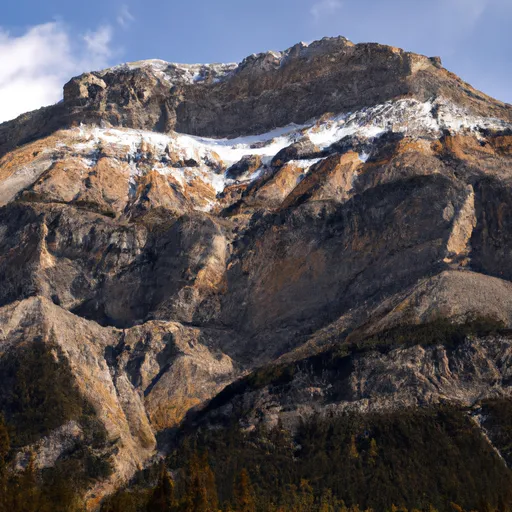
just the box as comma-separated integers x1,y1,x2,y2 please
75,157,131,214
244,162,305,209
489,134,512,156
22,158,88,203
281,152,361,209
130,171,189,217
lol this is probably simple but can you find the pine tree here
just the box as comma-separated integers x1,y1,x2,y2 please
147,461,176,511
182,450,218,512
298,479,314,511
233,468,256,512
349,434,359,460
318,488,338,512
368,438,378,464
0,415,9,464
15,452,40,512
182,453,199,512
201,451,219,511
191,474,209,512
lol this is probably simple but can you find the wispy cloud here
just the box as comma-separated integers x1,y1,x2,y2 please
448,0,489,26
117,5,135,29
311,0,342,20
84,25,113,59
0,22,115,123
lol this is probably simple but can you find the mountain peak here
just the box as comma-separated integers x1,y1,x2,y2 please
0,35,509,161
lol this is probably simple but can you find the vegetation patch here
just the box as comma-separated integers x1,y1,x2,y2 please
0,337,113,511
102,406,512,511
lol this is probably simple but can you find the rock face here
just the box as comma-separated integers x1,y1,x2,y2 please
199,334,512,430
0,35,512,508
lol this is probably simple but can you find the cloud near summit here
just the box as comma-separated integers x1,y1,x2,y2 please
310,0,343,20
117,5,135,29
0,22,114,124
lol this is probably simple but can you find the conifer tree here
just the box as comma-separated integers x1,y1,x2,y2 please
368,438,378,464
14,452,40,512
201,451,219,511
183,450,219,512
298,479,314,511
147,461,176,511
0,415,9,465
349,434,359,460
318,488,338,512
233,468,256,512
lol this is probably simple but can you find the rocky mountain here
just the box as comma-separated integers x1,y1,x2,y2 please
0,35,512,511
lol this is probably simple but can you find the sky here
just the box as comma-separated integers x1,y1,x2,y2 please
1,0,511,123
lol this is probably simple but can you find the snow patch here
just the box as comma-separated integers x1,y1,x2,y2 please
289,158,325,169
61,97,510,209
104,59,238,86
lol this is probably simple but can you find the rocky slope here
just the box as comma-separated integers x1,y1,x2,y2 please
0,35,512,508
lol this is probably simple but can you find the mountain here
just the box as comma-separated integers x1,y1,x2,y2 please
0,36,511,511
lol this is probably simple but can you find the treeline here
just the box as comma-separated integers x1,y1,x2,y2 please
0,414,85,512
3,399,512,511
102,404,512,512
2,329,512,511
0,338,112,512
103,455,377,512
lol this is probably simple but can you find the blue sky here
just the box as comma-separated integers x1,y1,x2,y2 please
1,0,510,122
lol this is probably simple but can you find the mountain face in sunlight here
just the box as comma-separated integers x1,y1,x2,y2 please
0,36,511,511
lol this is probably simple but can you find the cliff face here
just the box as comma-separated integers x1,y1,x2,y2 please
0,35,512,507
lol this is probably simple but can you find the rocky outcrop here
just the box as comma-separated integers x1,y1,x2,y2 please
0,295,239,507
120,321,237,431
226,155,262,180
271,139,322,167
280,152,362,208
198,334,512,430
0,296,155,506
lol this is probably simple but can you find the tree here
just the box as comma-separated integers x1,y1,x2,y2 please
233,469,256,512
298,479,314,511
318,488,339,512
0,415,9,464
200,452,218,512
0,415,10,512
12,452,40,512
368,438,378,465
349,435,359,460
182,451,218,512
147,461,176,511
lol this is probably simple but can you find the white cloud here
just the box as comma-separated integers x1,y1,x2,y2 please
311,0,342,20
117,5,135,29
0,22,114,124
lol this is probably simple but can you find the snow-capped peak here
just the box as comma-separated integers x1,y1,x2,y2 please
103,59,238,85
